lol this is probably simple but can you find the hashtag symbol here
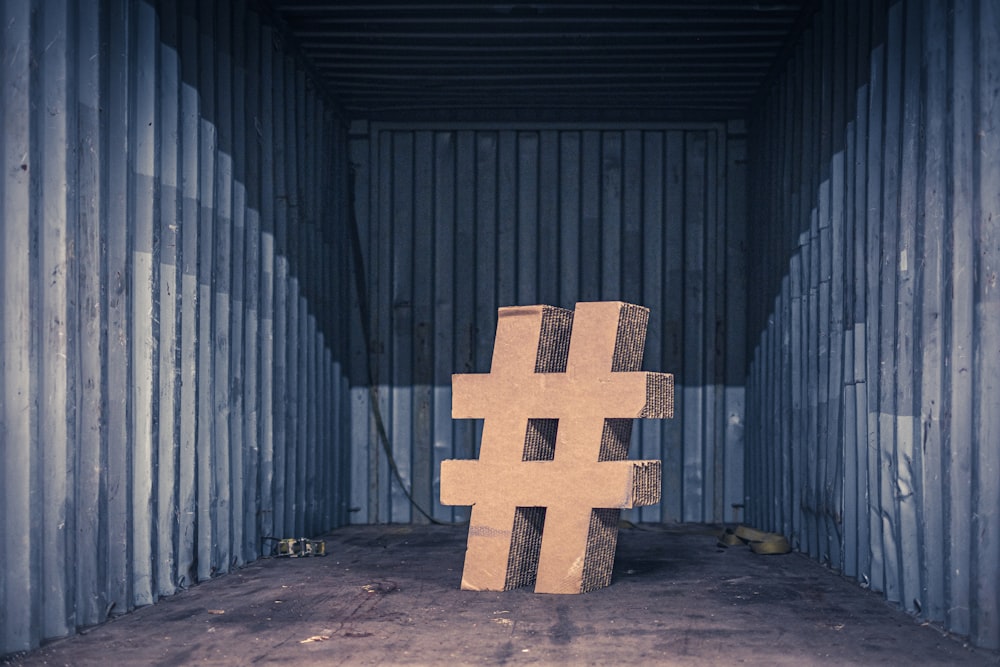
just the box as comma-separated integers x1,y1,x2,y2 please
440,301,673,594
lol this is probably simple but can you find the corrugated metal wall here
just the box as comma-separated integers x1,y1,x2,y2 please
746,0,1000,649
348,122,748,527
0,0,352,655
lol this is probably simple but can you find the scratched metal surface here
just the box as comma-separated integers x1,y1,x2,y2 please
0,0,353,656
744,0,1000,651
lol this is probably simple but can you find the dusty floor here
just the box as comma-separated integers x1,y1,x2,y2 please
5,523,998,666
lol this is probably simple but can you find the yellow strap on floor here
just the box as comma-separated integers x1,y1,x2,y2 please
718,530,745,547
718,525,791,555
733,525,773,542
748,533,790,554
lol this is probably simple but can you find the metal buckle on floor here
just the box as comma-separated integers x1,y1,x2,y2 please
263,537,327,557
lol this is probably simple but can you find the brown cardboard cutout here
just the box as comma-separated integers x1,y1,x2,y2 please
440,301,673,594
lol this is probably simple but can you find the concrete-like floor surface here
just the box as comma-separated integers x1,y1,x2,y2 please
5,524,998,666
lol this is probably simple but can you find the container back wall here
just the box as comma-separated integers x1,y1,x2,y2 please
0,0,353,655
745,0,1000,650
348,122,748,527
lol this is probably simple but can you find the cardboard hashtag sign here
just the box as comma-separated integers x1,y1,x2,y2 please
440,301,674,594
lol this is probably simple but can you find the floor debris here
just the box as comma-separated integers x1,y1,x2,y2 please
5,524,997,666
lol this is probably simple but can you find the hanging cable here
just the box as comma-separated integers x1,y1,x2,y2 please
347,165,464,526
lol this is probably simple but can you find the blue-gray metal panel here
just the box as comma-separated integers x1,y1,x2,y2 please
177,0,201,593
131,0,158,607
411,131,435,523
917,0,946,622
639,130,666,524
285,60,302,539
724,124,747,527
825,0,847,578
876,2,903,605
947,0,975,636
391,131,416,523
682,131,708,521
431,129,457,521
746,0,1000,650
559,132,581,305
864,20,888,602
660,131,687,521
350,123,745,525
37,0,76,640
372,127,394,523
270,45,289,541
281,61,298,545
2,1,36,654
74,0,106,629
242,1,264,553
285,277,300,535
817,0,841,572
0,0,352,656
157,0,181,600
895,0,923,613
195,0,218,584
840,0,864,581
229,0,248,569
106,0,133,616
973,0,1000,647
347,126,371,523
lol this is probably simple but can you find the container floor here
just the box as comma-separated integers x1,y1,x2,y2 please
6,524,998,666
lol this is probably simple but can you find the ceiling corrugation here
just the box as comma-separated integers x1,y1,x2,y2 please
269,1,816,121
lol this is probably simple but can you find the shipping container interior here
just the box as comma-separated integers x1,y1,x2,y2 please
1,0,998,658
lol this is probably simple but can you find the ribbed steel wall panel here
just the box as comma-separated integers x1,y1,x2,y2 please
348,122,747,527
746,0,1000,649
0,0,352,656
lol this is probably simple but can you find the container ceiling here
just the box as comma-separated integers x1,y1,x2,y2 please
269,1,817,121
